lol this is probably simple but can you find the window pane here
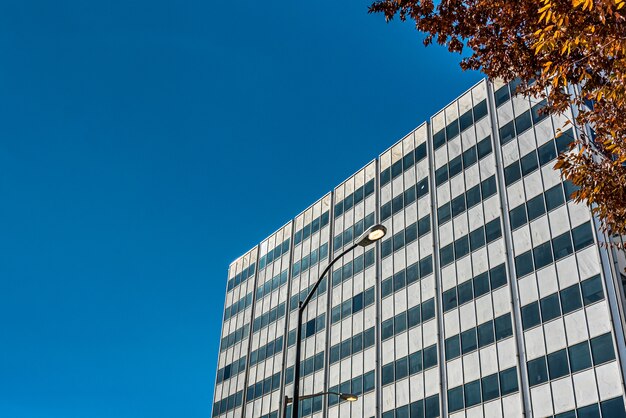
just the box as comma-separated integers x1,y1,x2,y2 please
418,215,431,237
548,349,570,380
572,222,594,251
481,176,497,199
449,155,462,178
443,288,458,312
481,373,500,401
461,328,478,353
520,151,539,176
581,275,604,305
478,320,495,347
495,313,513,340
462,146,477,168
466,184,481,208
569,341,592,372
545,184,565,211
473,272,490,298
560,284,583,314
440,243,454,266
485,218,502,243
504,162,522,185
435,165,448,186
381,277,393,298
600,397,626,418
499,120,516,144
522,302,541,330
469,227,486,251
474,100,488,121
451,194,466,218
396,356,409,380
591,333,615,364
477,136,492,159
538,141,557,166
500,367,519,395
490,264,507,289
422,299,435,321
533,240,554,270
459,108,473,132
423,345,438,369
454,236,470,259
577,404,601,418
433,129,446,149
515,250,534,278
363,370,375,392
448,386,464,412
382,363,394,385
527,357,548,386
445,335,461,360
515,110,533,135
465,380,481,407
540,293,561,322
458,280,474,305
552,231,574,260
409,350,423,374
446,119,460,140
495,85,510,107
382,318,394,340
438,203,451,224
527,194,546,221
531,99,549,123
395,312,407,334
510,205,528,230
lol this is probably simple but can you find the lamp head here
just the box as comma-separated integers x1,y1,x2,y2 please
356,224,387,247
339,393,358,402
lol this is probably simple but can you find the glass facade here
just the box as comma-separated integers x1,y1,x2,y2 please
212,79,626,418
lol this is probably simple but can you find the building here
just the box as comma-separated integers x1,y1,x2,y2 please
211,78,626,418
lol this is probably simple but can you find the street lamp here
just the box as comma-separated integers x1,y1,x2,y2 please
289,224,386,418
283,392,358,417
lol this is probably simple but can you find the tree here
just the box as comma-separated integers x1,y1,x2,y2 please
369,0,626,237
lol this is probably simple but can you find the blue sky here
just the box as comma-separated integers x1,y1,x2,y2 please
0,1,481,417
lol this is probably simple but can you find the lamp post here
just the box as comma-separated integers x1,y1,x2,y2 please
290,224,386,418
282,392,358,418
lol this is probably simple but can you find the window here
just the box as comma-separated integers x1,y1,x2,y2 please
500,367,519,395
490,264,507,289
533,241,553,270
461,328,477,353
548,349,570,379
458,280,474,305
531,99,549,123
466,184,481,208
569,341,592,372
396,357,409,380
591,333,615,364
545,184,565,211
455,236,470,259
481,176,497,199
552,231,573,260
474,272,490,298
477,136,492,159
363,370,375,392
527,194,546,221
470,227,485,251
572,222,594,250
446,119,460,141
601,397,626,418
482,373,500,401
515,251,534,277
423,344,438,369
499,120,516,144
443,288,457,312
440,243,454,266
474,100,488,121
382,318,394,340
510,205,527,230
540,293,561,322
495,314,513,340
463,146,477,167
538,141,557,166
449,155,463,178
515,110,533,135
438,203,451,224
581,275,604,304
418,215,430,237
434,129,446,149
520,151,539,176
485,218,502,243
465,380,481,407
560,284,582,314
478,320,495,347
451,194,466,218
495,85,510,107
505,161,522,185
448,386,464,412
382,363,394,385
446,335,460,360
522,302,541,329
409,350,423,374
528,357,548,386
436,165,448,186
